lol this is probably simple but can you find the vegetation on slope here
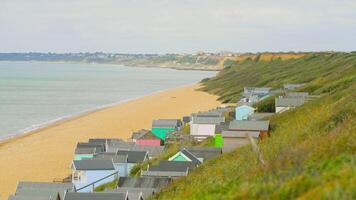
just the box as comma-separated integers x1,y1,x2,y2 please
153,53,356,199
201,52,356,103
94,178,118,192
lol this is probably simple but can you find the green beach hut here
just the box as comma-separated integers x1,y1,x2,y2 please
214,134,224,148
151,119,182,141
169,148,202,165
74,147,96,160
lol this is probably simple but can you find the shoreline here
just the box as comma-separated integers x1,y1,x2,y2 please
0,83,198,146
0,60,221,71
0,83,221,198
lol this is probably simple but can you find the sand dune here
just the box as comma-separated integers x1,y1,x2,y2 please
0,84,220,199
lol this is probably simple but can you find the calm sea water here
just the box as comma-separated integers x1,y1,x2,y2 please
0,62,216,139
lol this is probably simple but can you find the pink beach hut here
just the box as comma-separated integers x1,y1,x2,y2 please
135,131,163,146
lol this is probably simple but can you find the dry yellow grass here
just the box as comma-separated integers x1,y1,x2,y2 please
0,84,221,199
221,53,305,65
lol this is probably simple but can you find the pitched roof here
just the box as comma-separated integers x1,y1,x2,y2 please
172,149,202,164
74,147,96,155
131,129,151,140
141,170,188,177
222,130,261,138
229,120,270,131
152,119,181,128
191,116,225,124
130,145,165,158
116,150,148,163
248,113,274,121
106,141,135,152
117,177,171,189
138,131,161,140
192,111,223,118
14,182,74,200
8,195,53,200
93,153,128,163
106,188,155,200
63,192,128,200
184,147,222,160
89,138,123,143
148,161,195,172
275,97,305,107
236,105,255,111
76,143,105,153
72,160,115,170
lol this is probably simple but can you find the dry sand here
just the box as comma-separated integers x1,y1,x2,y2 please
0,84,220,199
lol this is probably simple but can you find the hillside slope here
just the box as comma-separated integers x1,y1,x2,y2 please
153,53,356,199
201,52,356,103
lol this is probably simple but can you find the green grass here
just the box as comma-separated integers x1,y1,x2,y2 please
152,52,356,199
94,178,118,192
200,52,356,103
253,95,278,113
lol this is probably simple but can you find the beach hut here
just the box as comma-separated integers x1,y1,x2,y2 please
74,147,96,161
135,131,163,146
131,129,150,142
190,111,225,140
8,182,75,200
235,105,255,120
214,134,224,148
241,87,271,104
93,150,148,176
63,192,129,200
222,120,270,152
76,142,105,153
107,188,155,200
275,96,305,113
106,140,135,152
130,145,165,158
71,160,117,192
151,119,182,141
116,150,149,176
117,176,171,190
169,147,221,164
184,147,222,161
141,161,195,178
168,148,202,165
92,153,128,177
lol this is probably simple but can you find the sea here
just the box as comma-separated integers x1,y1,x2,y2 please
0,62,216,140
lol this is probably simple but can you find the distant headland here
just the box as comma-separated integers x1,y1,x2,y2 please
0,52,309,71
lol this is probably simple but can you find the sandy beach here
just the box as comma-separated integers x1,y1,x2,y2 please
0,84,220,199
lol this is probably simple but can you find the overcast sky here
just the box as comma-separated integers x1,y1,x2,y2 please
0,0,355,53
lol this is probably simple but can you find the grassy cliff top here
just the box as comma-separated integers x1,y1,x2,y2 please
200,52,356,103
152,52,356,199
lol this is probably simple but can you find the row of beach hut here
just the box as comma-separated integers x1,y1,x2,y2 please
8,83,309,200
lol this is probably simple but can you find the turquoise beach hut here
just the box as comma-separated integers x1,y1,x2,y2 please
151,119,182,141
235,105,255,120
